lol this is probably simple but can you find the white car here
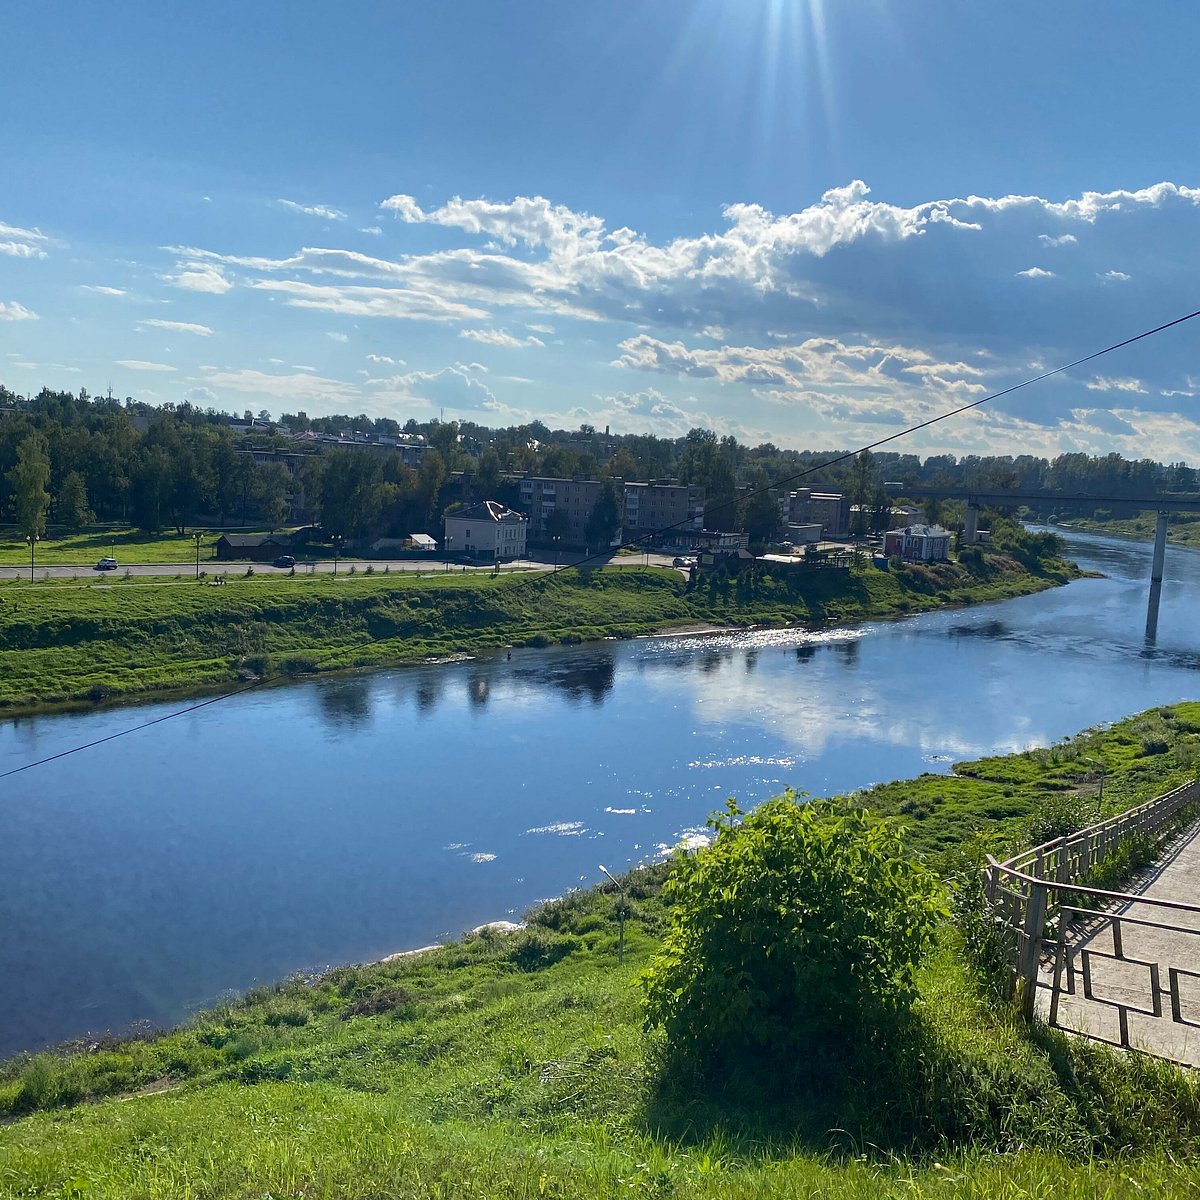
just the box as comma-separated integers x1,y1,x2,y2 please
95,557,118,571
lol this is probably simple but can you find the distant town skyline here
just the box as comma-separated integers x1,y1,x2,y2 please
4,2,1200,461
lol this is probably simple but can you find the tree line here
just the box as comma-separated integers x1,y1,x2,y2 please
2,385,1193,547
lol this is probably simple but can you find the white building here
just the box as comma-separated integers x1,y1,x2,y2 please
444,500,528,562
883,523,951,563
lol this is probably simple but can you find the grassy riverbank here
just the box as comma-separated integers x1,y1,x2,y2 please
0,549,1076,713
3,704,1200,1198
1055,511,1200,549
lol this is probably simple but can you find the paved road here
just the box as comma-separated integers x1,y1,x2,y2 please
0,552,684,582
1038,819,1200,1066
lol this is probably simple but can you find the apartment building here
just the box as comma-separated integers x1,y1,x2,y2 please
517,476,606,545
781,488,851,539
622,481,705,541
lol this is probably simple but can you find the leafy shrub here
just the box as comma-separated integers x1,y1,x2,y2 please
642,794,946,1067
279,653,318,676
1022,791,1102,846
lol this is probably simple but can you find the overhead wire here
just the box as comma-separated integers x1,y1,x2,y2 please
2,306,1198,780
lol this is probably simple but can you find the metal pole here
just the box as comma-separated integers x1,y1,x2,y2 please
1145,509,1168,641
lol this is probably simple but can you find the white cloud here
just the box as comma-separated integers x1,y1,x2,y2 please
1099,269,1131,281
459,328,544,348
200,367,360,405
140,318,213,336
366,353,403,365
527,323,554,335
1038,233,1077,247
184,386,218,404
326,331,349,343
359,225,383,236
0,301,38,321
0,219,49,259
1016,267,1055,278
278,198,347,221
81,285,127,296
370,363,500,412
1086,375,1148,394
164,262,233,294
116,359,177,371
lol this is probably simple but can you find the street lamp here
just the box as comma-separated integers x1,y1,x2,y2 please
192,530,204,580
444,534,453,572
332,533,343,576
598,864,627,964
25,533,38,582
553,534,561,571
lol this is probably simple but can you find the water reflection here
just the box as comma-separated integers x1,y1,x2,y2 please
315,678,373,727
7,530,1200,1057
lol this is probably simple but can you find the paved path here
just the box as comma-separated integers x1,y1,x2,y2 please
1038,820,1200,1066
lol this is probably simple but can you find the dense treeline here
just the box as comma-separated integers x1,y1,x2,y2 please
1,385,1194,545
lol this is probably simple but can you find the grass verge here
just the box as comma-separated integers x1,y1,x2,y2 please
0,550,1077,713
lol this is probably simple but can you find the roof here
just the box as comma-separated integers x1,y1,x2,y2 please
409,533,437,547
446,500,526,523
889,524,950,538
216,533,291,548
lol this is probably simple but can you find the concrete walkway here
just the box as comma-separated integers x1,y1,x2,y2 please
1038,820,1200,1067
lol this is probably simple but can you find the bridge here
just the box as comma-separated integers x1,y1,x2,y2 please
885,484,1200,639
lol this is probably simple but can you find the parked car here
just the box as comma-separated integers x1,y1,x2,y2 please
272,554,296,568
95,557,118,571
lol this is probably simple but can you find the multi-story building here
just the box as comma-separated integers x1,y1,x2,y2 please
622,481,705,542
444,500,528,561
782,488,851,539
517,476,607,545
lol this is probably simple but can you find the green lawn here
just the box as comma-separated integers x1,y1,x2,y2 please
0,551,1076,712
2,703,1200,1198
0,526,268,567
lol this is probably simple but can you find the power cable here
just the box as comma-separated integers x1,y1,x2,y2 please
541,307,1200,576
0,681,265,782
3,306,1197,779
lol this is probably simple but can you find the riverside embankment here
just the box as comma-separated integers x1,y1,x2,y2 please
0,549,1073,714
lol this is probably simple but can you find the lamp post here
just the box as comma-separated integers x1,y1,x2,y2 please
25,533,38,582
598,865,627,964
445,534,452,572
553,534,561,572
192,530,204,580
332,533,343,576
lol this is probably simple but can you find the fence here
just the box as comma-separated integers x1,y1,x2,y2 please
983,779,1200,1065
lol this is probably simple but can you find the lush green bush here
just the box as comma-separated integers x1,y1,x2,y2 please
642,794,946,1068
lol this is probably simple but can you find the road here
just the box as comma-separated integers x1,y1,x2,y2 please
0,552,685,582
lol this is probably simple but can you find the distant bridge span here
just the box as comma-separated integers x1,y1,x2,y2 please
884,484,1198,641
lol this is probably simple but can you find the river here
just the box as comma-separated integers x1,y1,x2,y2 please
1,529,1197,1057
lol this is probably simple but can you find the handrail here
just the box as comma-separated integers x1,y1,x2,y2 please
985,859,1200,916
981,777,1200,1034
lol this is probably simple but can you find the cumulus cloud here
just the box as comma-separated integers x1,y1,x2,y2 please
116,359,177,371
369,363,501,413
1038,233,1077,247
200,367,360,405
1099,269,1131,281
164,262,233,294
81,285,127,296
0,301,38,321
366,353,403,365
140,318,213,336
459,328,544,348
184,386,218,404
278,198,347,221
1016,267,1055,278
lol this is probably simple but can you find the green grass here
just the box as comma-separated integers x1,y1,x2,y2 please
0,525,281,567
2,704,1199,1197
0,550,1077,712
1056,510,1200,549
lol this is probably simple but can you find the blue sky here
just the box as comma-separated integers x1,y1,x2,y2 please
3,1,1200,460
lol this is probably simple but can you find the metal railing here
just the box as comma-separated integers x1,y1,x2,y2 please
983,780,1200,1065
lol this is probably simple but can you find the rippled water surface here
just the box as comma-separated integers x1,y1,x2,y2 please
2,529,1198,1054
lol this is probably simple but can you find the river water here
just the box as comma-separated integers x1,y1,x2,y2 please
1,529,1198,1056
